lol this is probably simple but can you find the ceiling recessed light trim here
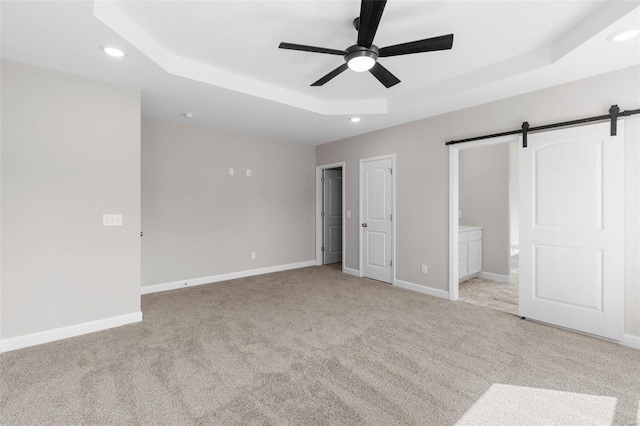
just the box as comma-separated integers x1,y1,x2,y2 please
350,117,361,123
101,45,126,57
607,29,639,42
183,112,195,118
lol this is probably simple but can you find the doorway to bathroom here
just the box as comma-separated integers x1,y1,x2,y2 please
449,137,519,316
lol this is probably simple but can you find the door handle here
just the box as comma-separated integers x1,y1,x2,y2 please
362,223,367,227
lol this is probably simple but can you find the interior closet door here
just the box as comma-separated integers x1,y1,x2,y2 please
361,156,393,283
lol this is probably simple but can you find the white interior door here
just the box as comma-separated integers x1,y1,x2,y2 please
323,169,342,264
362,157,393,283
519,122,624,340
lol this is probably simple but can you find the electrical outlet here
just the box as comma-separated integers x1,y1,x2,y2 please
103,214,123,227
246,169,251,177
251,252,256,260
421,264,428,274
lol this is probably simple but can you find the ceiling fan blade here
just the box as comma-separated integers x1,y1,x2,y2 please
311,63,349,86
369,62,400,88
357,0,387,48
379,34,454,57
279,42,346,56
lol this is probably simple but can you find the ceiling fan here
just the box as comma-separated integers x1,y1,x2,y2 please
278,0,454,88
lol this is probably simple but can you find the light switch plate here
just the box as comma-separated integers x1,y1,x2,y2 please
229,168,234,175
246,169,251,177
103,214,123,227
347,210,351,218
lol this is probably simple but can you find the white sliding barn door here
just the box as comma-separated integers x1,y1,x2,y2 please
519,121,624,340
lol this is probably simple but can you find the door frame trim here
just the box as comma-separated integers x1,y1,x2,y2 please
359,154,396,282
316,162,346,268
448,136,517,300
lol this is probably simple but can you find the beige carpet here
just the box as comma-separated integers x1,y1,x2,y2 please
1,266,639,425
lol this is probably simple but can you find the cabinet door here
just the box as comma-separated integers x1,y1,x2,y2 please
459,241,468,277
468,240,482,274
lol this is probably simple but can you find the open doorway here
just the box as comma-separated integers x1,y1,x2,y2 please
322,167,343,269
449,136,519,316
316,163,345,271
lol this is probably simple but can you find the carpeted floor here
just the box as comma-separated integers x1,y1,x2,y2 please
1,266,639,425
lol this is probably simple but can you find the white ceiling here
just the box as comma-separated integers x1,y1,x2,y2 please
2,1,639,145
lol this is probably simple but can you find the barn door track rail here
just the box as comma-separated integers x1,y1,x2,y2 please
445,105,640,148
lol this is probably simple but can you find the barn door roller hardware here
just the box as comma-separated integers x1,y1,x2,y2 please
445,105,640,148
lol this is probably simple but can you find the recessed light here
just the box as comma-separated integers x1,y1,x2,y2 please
350,117,361,123
608,29,639,42
183,112,195,118
101,45,125,58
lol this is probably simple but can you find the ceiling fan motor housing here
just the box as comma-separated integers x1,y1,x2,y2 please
345,45,379,63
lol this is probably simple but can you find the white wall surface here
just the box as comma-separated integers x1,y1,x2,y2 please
1,61,141,339
316,66,640,338
141,117,315,287
459,143,510,276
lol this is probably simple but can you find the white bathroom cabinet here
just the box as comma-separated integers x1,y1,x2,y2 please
459,226,482,281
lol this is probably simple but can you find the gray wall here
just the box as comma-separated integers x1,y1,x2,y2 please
509,142,519,250
316,66,640,337
141,117,315,287
459,143,510,276
1,61,141,339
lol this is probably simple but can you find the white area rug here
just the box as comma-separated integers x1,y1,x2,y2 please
456,384,617,426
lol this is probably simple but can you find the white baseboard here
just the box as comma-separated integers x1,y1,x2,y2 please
622,334,640,350
477,271,511,282
343,267,361,277
394,279,450,299
0,311,142,354
141,260,316,295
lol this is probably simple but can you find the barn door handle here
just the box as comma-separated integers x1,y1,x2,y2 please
362,223,367,227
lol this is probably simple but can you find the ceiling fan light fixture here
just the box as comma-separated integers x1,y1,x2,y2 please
345,46,378,72
348,56,376,72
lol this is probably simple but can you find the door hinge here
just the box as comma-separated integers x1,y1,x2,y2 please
390,260,393,267
321,177,325,183
321,247,325,252
390,214,393,221
389,168,393,175
321,211,325,217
